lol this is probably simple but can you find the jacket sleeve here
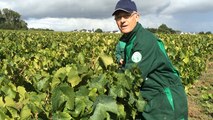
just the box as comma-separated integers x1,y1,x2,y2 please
115,41,126,64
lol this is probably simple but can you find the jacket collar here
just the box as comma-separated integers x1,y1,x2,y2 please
120,22,141,43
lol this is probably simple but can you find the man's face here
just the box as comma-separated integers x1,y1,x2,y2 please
114,11,139,34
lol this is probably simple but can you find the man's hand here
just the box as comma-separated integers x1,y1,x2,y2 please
120,59,124,65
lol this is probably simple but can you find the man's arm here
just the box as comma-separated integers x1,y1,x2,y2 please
115,41,126,65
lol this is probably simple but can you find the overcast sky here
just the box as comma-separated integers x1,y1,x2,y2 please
0,0,213,32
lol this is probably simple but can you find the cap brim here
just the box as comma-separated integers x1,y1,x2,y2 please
112,8,132,16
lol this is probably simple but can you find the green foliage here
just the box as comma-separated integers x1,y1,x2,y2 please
29,28,54,31
95,28,103,33
157,24,176,34
146,27,157,33
199,31,212,35
0,30,212,119
157,34,212,85
146,24,179,34
0,8,28,30
200,86,213,114
205,31,212,34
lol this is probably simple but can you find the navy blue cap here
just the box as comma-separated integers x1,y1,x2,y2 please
112,0,137,15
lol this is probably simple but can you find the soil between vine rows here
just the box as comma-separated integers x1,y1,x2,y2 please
188,60,213,120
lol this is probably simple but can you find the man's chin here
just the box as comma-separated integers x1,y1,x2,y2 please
120,29,130,34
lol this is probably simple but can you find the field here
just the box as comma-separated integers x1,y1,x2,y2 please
0,30,212,119
188,60,213,120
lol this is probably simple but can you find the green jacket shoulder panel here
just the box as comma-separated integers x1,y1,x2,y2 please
124,23,181,86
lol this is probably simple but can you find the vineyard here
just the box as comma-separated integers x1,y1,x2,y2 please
0,30,212,119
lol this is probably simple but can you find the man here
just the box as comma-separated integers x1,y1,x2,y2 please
112,0,188,119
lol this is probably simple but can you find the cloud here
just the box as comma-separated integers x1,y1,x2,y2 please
161,0,213,14
140,14,174,28
137,0,170,15
27,17,118,32
1,0,172,19
0,1,10,8
1,0,117,19
0,0,213,32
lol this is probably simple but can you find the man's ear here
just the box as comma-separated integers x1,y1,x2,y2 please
135,13,140,22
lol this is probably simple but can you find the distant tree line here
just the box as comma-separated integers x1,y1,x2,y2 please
29,28,54,31
147,24,212,34
146,24,177,34
83,24,212,34
198,31,212,35
0,8,28,30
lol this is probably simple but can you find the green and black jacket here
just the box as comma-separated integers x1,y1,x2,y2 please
118,22,188,120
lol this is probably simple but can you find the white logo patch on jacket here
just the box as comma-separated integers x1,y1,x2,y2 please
131,51,142,63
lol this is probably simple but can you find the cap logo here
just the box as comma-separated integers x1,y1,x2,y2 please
131,51,142,63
